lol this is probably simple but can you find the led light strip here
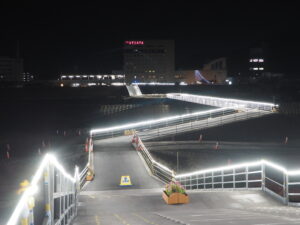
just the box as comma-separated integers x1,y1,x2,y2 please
175,159,300,179
167,93,278,107
7,154,78,225
90,107,232,135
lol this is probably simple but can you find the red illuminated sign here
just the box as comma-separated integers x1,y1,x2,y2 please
125,41,144,45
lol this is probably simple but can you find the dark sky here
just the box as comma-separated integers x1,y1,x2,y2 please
0,1,299,79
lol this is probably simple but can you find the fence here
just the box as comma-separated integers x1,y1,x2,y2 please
167,93,278,112
91,107,237,139
138,109,271,141
6,139,93,225
132,135,174,183
136,135,300,206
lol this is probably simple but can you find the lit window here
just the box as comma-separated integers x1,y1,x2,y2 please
253,68,258,70
259,59,264,62
249,59,253,62
259,67,264,70
253,59,258,62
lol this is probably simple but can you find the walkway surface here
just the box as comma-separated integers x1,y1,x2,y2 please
73,136,300,225
84,136,162,191
74,189,300,225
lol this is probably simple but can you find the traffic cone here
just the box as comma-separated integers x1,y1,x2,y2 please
198,134,203,142
6,144,11,159
214,142,219,150
284,136,288,144
132,134,136,143
85,138,89,152
42,140,46,148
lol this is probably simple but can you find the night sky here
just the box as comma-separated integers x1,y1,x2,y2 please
0,1,299,79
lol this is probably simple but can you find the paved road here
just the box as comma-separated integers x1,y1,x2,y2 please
85,136,162,191
74,189,300,225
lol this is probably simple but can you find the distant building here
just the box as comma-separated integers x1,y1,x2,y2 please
22,72,34,82
0,57,23,81
175,58,227,84
123,40,175,83
249,47,264,77
201,57,227,84
59,74,125,87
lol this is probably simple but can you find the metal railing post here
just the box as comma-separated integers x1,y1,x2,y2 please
221,170,224,189
233,168,236,189
261,163,265,191
283,173,289,205
43,163,54,225
246,166,249,189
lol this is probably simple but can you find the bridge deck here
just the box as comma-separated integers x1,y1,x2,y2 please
74,189,300,225
74,136,300,225
85,136,162,191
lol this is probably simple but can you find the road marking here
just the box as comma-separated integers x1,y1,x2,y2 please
89,195,95,199
114,213,130,225
94,215,100,225
132,213,160,225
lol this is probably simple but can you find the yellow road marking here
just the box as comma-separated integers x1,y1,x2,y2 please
114,213,131,225
132,213,160,225
94,215,100,225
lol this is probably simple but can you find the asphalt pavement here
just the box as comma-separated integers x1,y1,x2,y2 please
74,189,300,225
84,136,162,191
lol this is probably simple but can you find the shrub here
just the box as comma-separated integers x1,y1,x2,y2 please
164,180,186,196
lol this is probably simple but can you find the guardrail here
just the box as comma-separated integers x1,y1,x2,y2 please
6,154,79,225
91,107,236,139
6,138,94,225
175,160,300,206
135,135,300,206
132,135,175,183
167,93,278,112
138,109,271,141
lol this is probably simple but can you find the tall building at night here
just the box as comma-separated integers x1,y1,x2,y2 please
249,47,264,77
123,40,175,83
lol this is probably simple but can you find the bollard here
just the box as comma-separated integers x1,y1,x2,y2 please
6,151,10,159
284,136,288,144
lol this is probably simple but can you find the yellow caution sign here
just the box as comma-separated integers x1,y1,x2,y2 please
119,175,132,186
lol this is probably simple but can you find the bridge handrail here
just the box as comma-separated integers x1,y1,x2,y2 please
167,93,278,112
138,109,270,141
91,107,235,138
175,159,300,206
136,136,300,206
7,154,81,225
133,136,175,183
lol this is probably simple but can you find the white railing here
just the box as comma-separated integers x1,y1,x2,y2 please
6,154,79,225
90,107,236,138
132,135,175,183
167,93,278,112
136,135,300,206
138,109,271,141
175,160,300,206
6,138,94,225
